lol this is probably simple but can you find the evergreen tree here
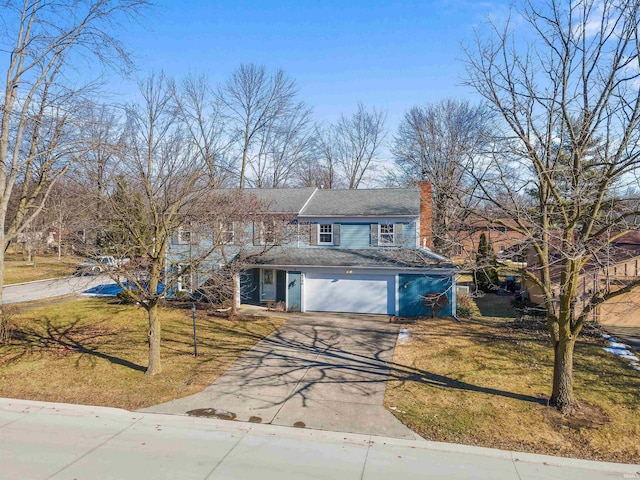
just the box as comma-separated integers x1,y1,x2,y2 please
475,232,499,292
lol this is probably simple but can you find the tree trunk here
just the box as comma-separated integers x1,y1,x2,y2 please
549,338,576,413
231,272,241,317
146,302,162,375
0,242,5,312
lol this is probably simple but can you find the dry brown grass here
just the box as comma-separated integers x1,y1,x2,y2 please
0,298,286,410
4,255,82,284
385,315,640,463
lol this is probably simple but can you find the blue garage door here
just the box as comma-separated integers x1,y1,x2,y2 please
398,274,453,317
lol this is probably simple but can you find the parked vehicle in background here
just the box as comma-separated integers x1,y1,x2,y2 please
75,256,129,276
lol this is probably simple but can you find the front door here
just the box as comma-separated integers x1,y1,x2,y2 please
260,269,276,302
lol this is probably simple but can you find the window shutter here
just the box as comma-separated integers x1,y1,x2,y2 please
232,221,240,246
171,231,179,245
310,223,318,245
395,223,403,246
275,220,283,246
333,224,340,246
370,223,378,246
253,222,261,246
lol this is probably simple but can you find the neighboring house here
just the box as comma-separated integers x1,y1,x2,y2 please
448,217,528,263
524,231,640,323
167,183,458,317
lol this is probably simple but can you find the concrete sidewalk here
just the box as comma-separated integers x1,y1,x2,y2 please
1,399,638,480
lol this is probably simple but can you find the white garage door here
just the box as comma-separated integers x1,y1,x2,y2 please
304,273,395,314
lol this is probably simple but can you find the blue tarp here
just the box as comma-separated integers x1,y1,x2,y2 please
84,282,165,296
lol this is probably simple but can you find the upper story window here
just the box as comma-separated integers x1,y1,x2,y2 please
318,224,333,244
220,222,234,244
255,219,280,245
262,221,276,244
176,229,192,245
379,223,395,245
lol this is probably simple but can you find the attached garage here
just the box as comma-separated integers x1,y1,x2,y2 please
304,272,395,314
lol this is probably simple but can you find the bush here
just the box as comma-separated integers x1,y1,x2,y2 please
456,292,480,318
173,290,190,302
116,290,138,305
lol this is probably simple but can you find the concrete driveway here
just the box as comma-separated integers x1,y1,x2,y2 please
143,313,418,439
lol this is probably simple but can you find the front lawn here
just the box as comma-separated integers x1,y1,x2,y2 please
385,314,640,464
0,298,285,410
4,255,81,285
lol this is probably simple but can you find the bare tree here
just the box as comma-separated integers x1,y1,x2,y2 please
106,72,208,375
175,72,235,188
218,64,299,188
322,103,387,189
306,125,341,188
464,0,640,412
0,0,148,307
248,102,314,188
392,99,491,256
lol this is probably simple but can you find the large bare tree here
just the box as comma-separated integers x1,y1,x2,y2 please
392,99,491,256
249,102,314,188
318,103,387,189
465,0,640,412
175,72,235,188
108,72,208,375
218,64,299,188
0,0,148,307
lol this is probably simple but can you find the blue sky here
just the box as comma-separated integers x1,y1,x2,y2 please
117,0,510,130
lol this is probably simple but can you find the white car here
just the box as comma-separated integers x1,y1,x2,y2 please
75,256,128,275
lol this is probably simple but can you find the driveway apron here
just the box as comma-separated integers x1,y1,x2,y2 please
142,313,418,439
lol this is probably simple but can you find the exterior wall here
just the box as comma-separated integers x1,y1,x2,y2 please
398,274,454,317
339,224,371,248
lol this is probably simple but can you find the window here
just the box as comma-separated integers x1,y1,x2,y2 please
256,220,278,245
176,229,192,245
452,244,463,256
379,224,395,245
176,263,190,291
499,245,505,253
220,222,234,244
263,269,274,285
318,224,333,244
262,221,276,244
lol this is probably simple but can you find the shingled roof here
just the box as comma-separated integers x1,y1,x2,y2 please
211,187,422,217
240,247,454,270
299,188,420,217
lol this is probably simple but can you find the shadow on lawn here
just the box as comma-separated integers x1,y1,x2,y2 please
8,317,146,372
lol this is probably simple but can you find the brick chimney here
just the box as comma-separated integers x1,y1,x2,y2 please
418,181,433,248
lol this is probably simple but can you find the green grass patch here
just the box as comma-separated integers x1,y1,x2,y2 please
386,316,640,463
0,298,286,410
4,255,82,284
473,294,517,318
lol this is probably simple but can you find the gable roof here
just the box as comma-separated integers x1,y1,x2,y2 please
213,187,423,217
298,188,420,217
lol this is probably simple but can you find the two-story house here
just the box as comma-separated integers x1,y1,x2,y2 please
168,183,458,317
